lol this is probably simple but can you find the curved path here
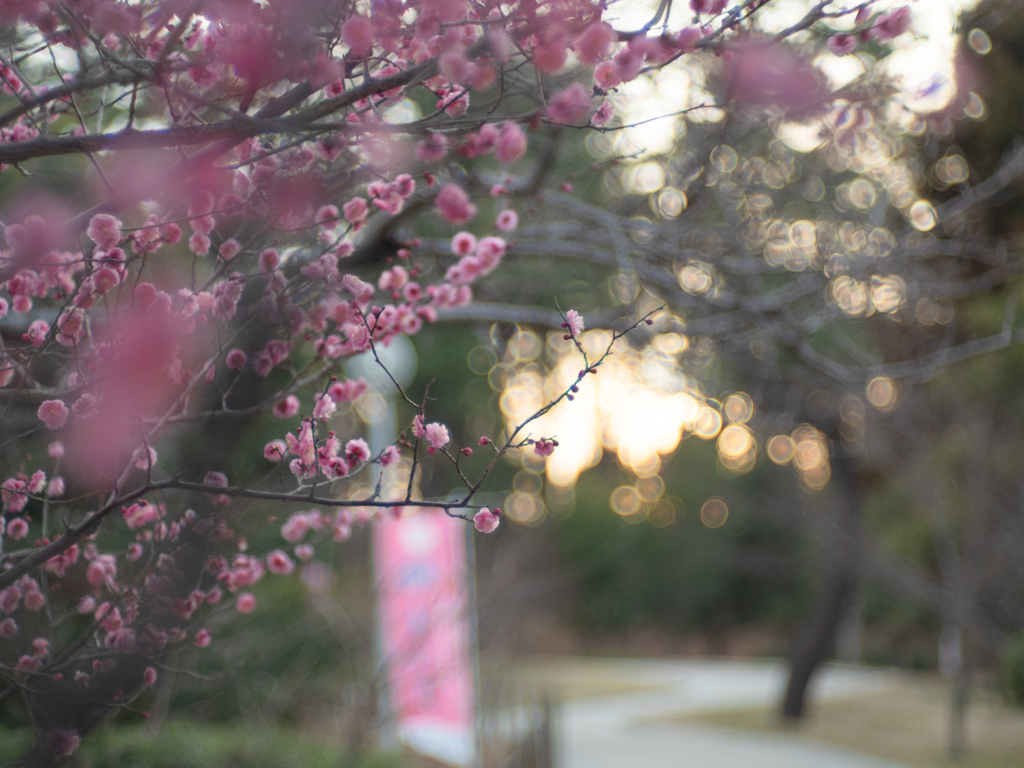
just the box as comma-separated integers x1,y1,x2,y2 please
548,658,912,768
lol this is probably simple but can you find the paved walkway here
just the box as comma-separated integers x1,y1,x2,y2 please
550,658,912,768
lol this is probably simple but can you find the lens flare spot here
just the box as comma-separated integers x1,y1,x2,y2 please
700,497,729,529
723,393,754,424
767,435,796,464
694,406,722,439
909,200,937,231
866,376,898,411
610,485,642,517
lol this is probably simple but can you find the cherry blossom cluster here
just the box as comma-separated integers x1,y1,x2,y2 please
828,5,913,57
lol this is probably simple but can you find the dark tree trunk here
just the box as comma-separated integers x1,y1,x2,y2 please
782,454,863,721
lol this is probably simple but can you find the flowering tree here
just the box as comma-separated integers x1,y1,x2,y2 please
424,0,1024,724
0,0,933,763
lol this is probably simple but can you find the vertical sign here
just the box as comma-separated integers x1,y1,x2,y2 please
375,509,476,767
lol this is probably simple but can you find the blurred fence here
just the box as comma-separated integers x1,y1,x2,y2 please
478,672,557,768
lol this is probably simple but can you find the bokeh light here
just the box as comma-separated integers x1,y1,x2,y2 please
700,498,729,529
866,376,899,412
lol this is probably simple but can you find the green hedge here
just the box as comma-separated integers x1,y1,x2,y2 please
0,723,409,768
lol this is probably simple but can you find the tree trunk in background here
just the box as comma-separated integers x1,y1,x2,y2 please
782,455,863,721
836,583,864,664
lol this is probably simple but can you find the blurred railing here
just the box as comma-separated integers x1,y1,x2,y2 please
478,672,557,768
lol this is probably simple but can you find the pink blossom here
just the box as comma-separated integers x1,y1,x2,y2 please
46,476,65,497
91,266,121,294
144,667,158,686
342,16,373,56
547,82,593,125
313,393,337,421
27,470,45,494
342,274,374,304
32,637,49,657
577,22,617,64
495,210,519,232
435,183,478,225
48,441,64,458
828,34,857,56
274,395,301,419
1,586,20,613
533,26,569,73
122,501,160,530
424,422,450,450
345,438,371,466
265,440,288,461
24,319,49,347
1,479,28,512
5,517,28,540
267,550,295,575
189,232,211,255
474,508,500,533
106,627,136,652
564,309,585,336
873,6,912,42
726,42,827,112
591,99,615,127
690,0,726,13
86,214,122,250
282,513,309,542
451,232,478,256
328,377,368,403
216,238,240,261
380,445,400,466
259,248,281,272
533,438,557,457
613,45,644,83
475,236,507,275
676,26,704,50
37,399,68,429
23,589,44,612
315,205,340,230
16,654,41,672
226,349,248,370
379,266,408,292
343,197,369,224
77,596,96,614
132,445,158,470
439,90,470,117
415,132,450,163
496,121,527,164
0,618,16,637
50,730,81,757
236,593,258,614
72,394,99,419
403,282,423,302
412,414,426,437
295,543,315,560
86,555,116,592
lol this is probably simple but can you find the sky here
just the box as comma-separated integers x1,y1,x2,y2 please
603,0,982,155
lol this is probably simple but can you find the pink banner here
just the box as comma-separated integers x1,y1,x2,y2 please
375,509,476,766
